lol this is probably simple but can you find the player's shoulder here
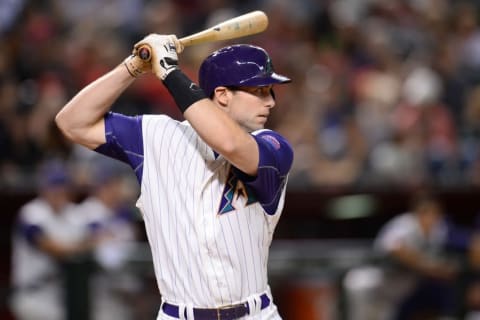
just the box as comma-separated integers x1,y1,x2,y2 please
141,114,190,131
20,198,56,223
379,212,417,236
252,129,293,154
78,197,111,221
77,197,102,213
141,114,169,121
142,115,195,140
391,212,417,227
141,114,178,125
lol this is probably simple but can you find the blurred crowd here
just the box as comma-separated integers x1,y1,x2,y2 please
3,0,480,191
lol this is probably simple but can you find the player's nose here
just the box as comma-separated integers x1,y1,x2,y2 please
265,91,275,109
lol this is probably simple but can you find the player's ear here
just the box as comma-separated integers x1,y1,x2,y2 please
213,87,230,107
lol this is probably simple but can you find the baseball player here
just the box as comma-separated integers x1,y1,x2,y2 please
78,163,139,320
56,34,293,319
9,160,94,320
372,192,458,319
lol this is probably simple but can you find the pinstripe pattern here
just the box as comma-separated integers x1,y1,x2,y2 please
137,115,286,308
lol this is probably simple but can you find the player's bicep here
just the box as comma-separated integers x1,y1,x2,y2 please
86,120,107,148
61,119,106,150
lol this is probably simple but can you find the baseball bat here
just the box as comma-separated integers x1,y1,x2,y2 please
138,10,268,61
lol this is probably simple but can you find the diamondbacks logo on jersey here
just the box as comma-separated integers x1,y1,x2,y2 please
261,134,281,150
218,169,257,214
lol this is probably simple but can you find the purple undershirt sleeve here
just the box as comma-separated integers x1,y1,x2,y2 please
94,112,144,183
233,130,294,215
18,222,43,247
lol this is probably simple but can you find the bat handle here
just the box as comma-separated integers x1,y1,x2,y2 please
138,45,151,61
137,38,187,61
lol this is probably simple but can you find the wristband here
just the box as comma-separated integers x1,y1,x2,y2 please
163,69,207,113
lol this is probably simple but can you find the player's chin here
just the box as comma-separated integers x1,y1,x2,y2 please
257,116,268,126
245,117,267,131
251,122,265,131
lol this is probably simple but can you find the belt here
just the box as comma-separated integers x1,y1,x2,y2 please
162,294,270,320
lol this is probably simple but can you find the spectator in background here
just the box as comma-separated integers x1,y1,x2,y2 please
460,85,480,186
77,160,141,320
8,159,95,320
343,191,462,320
460,211,480,319
373,191,459,320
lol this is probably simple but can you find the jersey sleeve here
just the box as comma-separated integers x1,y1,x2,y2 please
94,112,144,182
233,130,294,215
16,204,47,248
17,220,43,247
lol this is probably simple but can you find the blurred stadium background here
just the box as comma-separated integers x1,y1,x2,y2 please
2,0,480,319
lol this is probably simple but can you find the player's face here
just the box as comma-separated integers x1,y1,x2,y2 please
42,185,71,212
226,85,275,131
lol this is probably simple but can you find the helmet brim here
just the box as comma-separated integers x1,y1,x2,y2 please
238,72,291,87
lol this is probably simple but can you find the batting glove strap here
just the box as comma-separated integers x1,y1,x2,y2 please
134,34,182,80
123,55,148,78
163,69,207,113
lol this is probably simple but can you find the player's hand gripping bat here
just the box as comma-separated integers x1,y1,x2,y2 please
137,10,268,61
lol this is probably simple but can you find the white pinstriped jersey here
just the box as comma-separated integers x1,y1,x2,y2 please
95,112,293,309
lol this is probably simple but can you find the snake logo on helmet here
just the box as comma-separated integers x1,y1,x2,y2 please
199,44,291,98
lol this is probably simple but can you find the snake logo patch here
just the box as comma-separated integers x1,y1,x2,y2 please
218,170,257,214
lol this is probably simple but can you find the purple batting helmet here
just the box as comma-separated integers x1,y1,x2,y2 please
199,44,291,97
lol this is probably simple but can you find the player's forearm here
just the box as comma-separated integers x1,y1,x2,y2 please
184,100,259,175
391,247,427,272
391,246,453,278
38,236,94,259
56,64,135,149
161,68,260,174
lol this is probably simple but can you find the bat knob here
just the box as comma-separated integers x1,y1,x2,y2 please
139,47,151,61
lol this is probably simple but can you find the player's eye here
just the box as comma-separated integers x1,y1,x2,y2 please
246,86,271,97
254,88,265,95
229,86,272,97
